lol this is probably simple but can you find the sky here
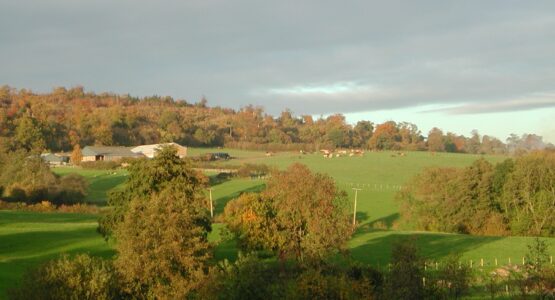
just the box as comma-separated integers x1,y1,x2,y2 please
1,0,554,143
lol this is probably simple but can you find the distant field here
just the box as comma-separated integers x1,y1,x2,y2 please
3,149,554,298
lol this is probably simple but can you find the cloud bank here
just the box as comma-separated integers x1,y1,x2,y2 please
1,0,555,116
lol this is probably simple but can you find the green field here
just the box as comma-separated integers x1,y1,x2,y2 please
0,211,115,298
189,148,555,266
52,167,128,205
2,149,554,298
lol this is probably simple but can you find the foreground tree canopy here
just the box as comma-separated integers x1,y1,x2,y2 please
225,163,352,263
398,150,555,237
98,145,209,237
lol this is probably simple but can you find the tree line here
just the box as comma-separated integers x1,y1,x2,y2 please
0,85,551,154
398,150,555,237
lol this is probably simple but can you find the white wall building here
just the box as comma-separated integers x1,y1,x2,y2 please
131,142,187,158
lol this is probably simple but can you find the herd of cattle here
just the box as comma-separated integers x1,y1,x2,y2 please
319,149,365,158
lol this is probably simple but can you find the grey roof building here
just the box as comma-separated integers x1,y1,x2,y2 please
82,146,144,162
40,153,70,165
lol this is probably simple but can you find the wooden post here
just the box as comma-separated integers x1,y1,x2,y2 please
470,260,473,268
522,257,525,265
509,257,511,265
550,256,553,264
209,188,214,218
480,258,483,267
435,262,438,270
495,258,498,266
352,188,361,227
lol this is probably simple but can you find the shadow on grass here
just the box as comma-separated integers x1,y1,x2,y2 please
349,231,502,265
355,211,370,223
0,211,98,225
85,174,127,205
214,237,238,262
214,183,266,215
356,213,400,231
0,227,111,259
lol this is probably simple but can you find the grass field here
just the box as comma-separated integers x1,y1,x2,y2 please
190,148,555,267
0,211,115,299
2,149,554,298
52,167,128,205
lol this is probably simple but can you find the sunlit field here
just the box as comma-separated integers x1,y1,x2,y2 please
2,149,554,298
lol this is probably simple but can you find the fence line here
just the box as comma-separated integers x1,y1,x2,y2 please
376,256,554,271
340,182,405,191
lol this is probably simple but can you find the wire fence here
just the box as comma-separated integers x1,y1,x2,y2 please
340,182,405,191
373,256,555,272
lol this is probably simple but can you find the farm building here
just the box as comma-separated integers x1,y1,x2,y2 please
81,146,143,162
40,153,70,166
131,142,187,158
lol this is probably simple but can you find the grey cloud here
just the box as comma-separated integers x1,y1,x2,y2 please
1,0,555,115
423,94,555,114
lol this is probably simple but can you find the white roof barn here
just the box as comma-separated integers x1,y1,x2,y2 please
131,143,187,158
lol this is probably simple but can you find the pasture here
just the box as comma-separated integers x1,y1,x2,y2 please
1,149,554,298
0,211,115,299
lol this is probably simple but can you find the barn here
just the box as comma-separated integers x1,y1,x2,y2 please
40,153,70,166
81,146,143,162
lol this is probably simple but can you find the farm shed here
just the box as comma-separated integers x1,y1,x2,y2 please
82,146,143,162
131,142,187,158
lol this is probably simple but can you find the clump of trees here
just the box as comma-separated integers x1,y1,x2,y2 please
398,151,555,236
1,85,551,154
0,150,88,205
224,163,352,263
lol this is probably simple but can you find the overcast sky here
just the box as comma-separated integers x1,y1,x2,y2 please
1,0,554,142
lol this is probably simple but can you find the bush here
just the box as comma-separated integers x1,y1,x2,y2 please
0,152,89,205
430,254,473,299
383,238,425,299
80,160,120,170
53,174,88,205
8,254,122,300
236,163,272,178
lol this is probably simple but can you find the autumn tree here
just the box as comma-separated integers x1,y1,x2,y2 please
427,127,445,152
225,163,352,263
70,144,82,165
115,186,212,298
399,151,555,237
352,120,374,148
368,121,399,150
13,114,45,153
502,151,555,236
99,145,208,237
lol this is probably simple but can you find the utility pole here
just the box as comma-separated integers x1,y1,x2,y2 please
352,188,362,227
209,188,214,218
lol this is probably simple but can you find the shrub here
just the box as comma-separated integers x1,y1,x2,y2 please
80,160,120,170
236,163,271,178
383,238,425,300
8,254,122,300
53,174,88,205
430,254,473,299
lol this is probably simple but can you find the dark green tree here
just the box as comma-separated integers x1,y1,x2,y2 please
99,145,208,237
